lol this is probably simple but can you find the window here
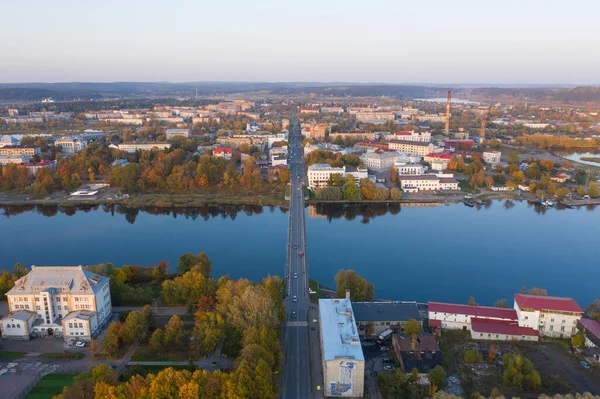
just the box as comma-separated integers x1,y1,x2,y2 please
75,297,79,302
68,323,73,328
551,318,555,322
63,297,67,302
24,305,29,310
56,297,61,302
560,326,565,332
6,324,10,329
79,323,83,328
57,306,61,311
36,306,40,311
550,325,554,331
35,297,39,302
524,316,528,320
16,324,20,328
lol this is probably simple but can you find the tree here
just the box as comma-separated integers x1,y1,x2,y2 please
490,387,502,398
508,152,519,165
588,181,600,198
12,263,28,279
360,178,376,200
521,287,548,296
315,186,342,201
343,174,361,201
124,306,153,343
502,353,541,391
150,328,165,353
488,344,497,362
494,298,509,308
571,332,585,347
389,166,398,183
468,296,478,306
577,185,586,197
164,315,187,348
428,366,447,390
328,173,344,187
334,269,374,302
162,270,217,307
177,252,212,276
404,319,421,339
464,349,483,363
191,312,225,356
555,187,570,201
586,299,600,322
390,187,402,200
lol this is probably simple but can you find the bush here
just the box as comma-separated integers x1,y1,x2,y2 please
464,349,483,363
502,353,541,391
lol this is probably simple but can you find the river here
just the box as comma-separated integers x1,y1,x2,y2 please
1,201,598,307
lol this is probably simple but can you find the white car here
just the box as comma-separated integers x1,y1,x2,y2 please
384,365,394,370
293,296,297,302
75,341,85,347
293,272,298,279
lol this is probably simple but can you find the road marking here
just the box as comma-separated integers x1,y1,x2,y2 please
287,321,309,327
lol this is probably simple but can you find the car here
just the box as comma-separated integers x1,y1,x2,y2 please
583,195,591,200
298,187,300,191
383,365,394,370
298,252,304,257
293,244,298,249
75,341,86,347
380,346,389,351
293,272,298,279
382,357,392,363
293,295,297,302
291,311,297,318
581,360,591,370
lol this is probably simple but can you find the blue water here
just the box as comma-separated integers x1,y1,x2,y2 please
0,201,598,308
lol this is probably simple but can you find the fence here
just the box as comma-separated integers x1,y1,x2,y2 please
9,363,89,399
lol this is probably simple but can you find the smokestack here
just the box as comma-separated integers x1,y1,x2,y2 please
480,118,486,138
345,289,351,301
445,90,451,135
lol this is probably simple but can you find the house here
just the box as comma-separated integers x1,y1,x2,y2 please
271,153,287,166
578,318,600,349
352,301,423,336
388,140,434,156
360,151,404,172
22,160,57,176
424,153,453,171
166,129,191,139
392,335,441,372
551,173,570,183
213,147,233,160
398,174,459,193
514,294,583,338
518,184,530,192
491,185,513,192
55,137,88,154
394,163,426,175
470,318,539,341
1,266,112,342
116,142,172,153
319,291,365,398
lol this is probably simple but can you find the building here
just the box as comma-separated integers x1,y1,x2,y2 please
55,137,88,154
470,318,539,342
0,146,41,157
398,174,459,193
319,292,365,398
1,266,111,341
166,129,191,139
321,107,345,114
491,185,513,192
578,318,600,349
523,122,550,129
514,294,583,338
213,147,233,160
444,139,475,149
354,142,389,152
0,155,30,165
271,153,287,166
392,335,441,372
116,142,172,153
352,301,423,336
551,173,570,183
355,112,395,123
307,164,368,190
389,131,431,143
360,151,404,172
303,122,329,140
104,118,144,125
0,135,20,148
482,151,502,164
388,140,434,156
22,160,57,176
394,163,426,175
300,107,320,114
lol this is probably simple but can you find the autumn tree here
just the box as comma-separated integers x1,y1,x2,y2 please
177,252,212,276
404,319,421,339
334,269,374,301
389,166,398,183
343,174,361,201
468,296,478,306
588,182,600,198
494,298,509,308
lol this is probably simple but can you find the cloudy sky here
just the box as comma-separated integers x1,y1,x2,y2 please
1,0,599,84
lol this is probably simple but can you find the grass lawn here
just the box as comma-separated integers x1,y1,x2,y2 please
0,351,26,358
120,364,192,381
25,374,75,399
457,180,477,193
131,344,192,362
309,278,326,300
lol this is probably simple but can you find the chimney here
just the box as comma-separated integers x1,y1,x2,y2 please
445,90,451,135
345,289,351,301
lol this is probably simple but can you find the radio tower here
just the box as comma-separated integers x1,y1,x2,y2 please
445,90,451,135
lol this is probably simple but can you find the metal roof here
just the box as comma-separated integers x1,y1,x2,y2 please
352,301,422,322
319,298,364,362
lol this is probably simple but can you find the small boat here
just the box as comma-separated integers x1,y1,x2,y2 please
538,199,555,207
463,201,474,207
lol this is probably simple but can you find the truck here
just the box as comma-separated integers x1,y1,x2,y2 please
377,329,393,344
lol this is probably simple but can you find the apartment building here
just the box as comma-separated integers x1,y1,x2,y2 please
166,129,191,139
424,152,452,171
514,294,583,338
482,151,502,164
355,112,395,123
1,266,112,341
300,107,320,114
0,155,30,165
0,135,20,148
307,164,368,189
359,151,403,172
388,131,432,143
394,163,425,175
398,174,459,192
213,147,233,160
115,142,172,153
22,160,57,176
388,140,434,156
0,146,41,157
321,107,345,114
319,292,365,398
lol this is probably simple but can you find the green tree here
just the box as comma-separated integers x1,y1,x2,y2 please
464,349,483,363
571,332,585,347
177,252,212,276
404,319,421,339
343,174,361,201
508,152,519,164
150,328,165,353
327,173,345,187
334,269,374,301
494,298,509,308
428,366,447,390
588,182,600,198
502,353,541,391
12,263,28,279
521,287,548,296
555,187,570,201
315,186,342,201
468,296,478,306
164,315,187,348
577,185,586,197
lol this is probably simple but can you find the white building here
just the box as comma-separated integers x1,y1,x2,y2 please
319,292,365,397
1,266,112,341
0,135,21,148
166,129,191,139
523,122,550,129
55,137,88,154
514,294,582,339
271,153,287,166
398,173,459,193
213,147,233,160
482,151,502,164
394,163,425,175
307,164,368,190
360,151,404,172
387,131,431,143
116,142,172,153
0,155,30,165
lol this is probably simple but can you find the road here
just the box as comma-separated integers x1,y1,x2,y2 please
281,112,312,399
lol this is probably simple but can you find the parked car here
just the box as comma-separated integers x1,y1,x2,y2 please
75,341,86,347
581,360,591,370
382,357,393,364
293,244,298,249
583,195,591,200
384,365,394,370
380,346,389,351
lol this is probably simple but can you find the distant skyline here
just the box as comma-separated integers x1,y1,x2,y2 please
1,0,599,85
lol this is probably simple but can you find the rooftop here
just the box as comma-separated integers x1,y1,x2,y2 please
3,310,36,322
579,318,600,340
514,294,583,313
389,140,432,147
319,297,364,362
308,163,345,171
429,302,517,320
7,266,109,296
471,318,539,337
399,174,440,181
63,310,96,321
393,335,439,352
352,301,422,322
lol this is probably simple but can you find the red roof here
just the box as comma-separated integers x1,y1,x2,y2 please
430,319,441,327
22,160,55,167
395,131,412,136
514,294,582,313
425,152,452,160
429,302,517,320
471,318,539,337
213,147,232,154
579,318,600,339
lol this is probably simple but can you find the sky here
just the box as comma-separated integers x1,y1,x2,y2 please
1,0,599,85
